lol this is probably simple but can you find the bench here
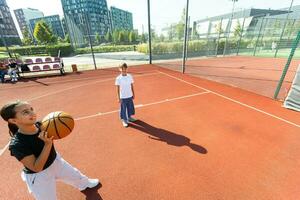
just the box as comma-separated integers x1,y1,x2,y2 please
19,57,65,77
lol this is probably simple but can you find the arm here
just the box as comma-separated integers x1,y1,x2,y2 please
116,85,120,103
20,131,54,173
131,84,135,99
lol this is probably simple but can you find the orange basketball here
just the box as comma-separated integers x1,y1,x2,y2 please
40,111,75,140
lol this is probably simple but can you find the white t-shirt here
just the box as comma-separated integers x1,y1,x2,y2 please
115,74,134,99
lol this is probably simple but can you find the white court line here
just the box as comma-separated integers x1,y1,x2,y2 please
26,72,160,101
0,142,9,156
0,70,157,90
75,91,210,121
158,70,300,128
0,90,210,156
0,71,160,156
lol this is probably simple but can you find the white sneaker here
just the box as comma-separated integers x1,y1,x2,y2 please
80,179,99,191
122,120,128,127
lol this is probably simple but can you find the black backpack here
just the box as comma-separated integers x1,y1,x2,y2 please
20,64,30,72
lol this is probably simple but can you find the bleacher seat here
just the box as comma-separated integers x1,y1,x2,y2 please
25,59,33,64
52,64,60,69
35,58,43,63
32,66,41,71
16,59,23,65
45,57,52,62
43,65,51,70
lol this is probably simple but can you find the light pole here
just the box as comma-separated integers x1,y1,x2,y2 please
80,13,97,70
147,0,152,64
223,0,238,56
182,0,189,73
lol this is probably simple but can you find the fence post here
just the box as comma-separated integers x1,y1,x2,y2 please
274,31,300,99
253,18,265,56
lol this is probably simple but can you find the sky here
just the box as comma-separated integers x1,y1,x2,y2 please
5,0,300,37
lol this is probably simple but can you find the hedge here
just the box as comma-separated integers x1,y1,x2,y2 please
0,44,74,57
75,45,135,54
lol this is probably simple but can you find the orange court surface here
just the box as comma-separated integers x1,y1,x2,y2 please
0,62,299,200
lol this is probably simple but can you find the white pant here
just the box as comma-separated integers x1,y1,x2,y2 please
8,68,17,79
21,154,89,200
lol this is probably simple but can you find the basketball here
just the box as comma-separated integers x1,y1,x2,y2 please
40,111,75,140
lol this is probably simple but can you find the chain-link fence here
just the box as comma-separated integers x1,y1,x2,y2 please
1,0,300,99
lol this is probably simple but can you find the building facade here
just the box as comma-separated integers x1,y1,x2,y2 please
14,8,44,38
61,0,110,47
0,0,21,45
193,8,290,38
109,6,133,31
29,15,65,39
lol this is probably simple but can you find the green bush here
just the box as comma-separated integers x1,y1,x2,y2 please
75,45,134,54
0,44,73,57
137,44,148,54
137,40,207,55
46,44,74,56
10,45,47,55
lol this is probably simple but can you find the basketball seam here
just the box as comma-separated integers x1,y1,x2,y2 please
45,120,51,132
53,116,61,139
58,117,72,132
42,118,51,124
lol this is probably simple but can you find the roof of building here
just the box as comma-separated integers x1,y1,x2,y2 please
196,8,290,23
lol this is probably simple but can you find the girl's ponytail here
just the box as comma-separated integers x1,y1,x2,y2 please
8,123,19,136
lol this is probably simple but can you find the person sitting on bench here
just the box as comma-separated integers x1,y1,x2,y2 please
7,60,18,82
0,61,8,83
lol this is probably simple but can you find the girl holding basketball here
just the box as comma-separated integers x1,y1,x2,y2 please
0,100,99,200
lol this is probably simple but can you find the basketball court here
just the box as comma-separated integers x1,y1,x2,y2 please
0,64,299,199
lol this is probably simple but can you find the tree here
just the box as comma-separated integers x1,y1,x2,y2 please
233,20,242,38
284,19,295,38
50,35,58,44
95,32,101,44
150,28,156,40
105,31,112,43
118,31,125,44
58,37,64,43
140,33,147,43
159,34,165,42
215,22,224,35
112,30,119,44
64,34,70,43
129,31,136,43
175,8,186,40
33,20,54,44
123,30,129,44
22,27,33,45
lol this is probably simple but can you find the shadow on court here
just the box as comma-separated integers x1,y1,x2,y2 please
81,182,103,200
130,120,207,154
